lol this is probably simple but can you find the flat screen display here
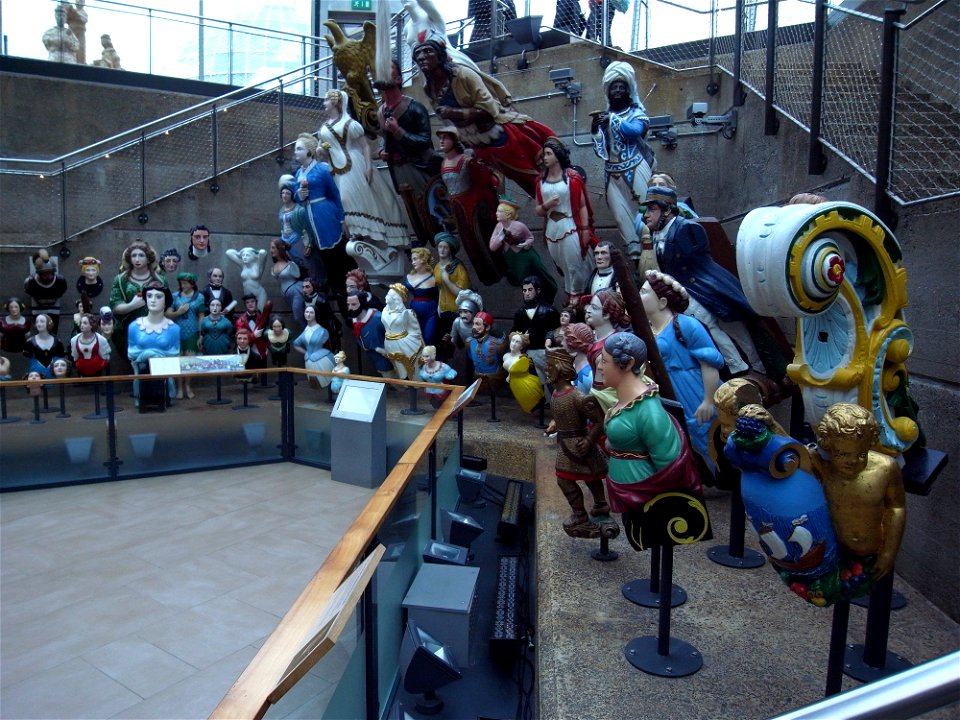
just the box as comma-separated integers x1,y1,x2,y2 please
332,379,385,422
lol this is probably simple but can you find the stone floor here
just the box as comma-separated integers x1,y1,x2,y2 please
0,465,372,720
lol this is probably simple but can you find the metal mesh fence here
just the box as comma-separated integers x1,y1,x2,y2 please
771,1,816,128
819,10,883,182
64,144,143,238
143,116,215,205
890,3,960,204
465,0,519,43
0,173,62,244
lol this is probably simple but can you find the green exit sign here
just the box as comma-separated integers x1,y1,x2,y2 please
351,0,372,9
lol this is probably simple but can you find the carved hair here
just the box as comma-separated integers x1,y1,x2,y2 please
645,269,690,345
296,132,319,157
595,289,630,328
508,331,529,351
817,403,879,449
270,238,294,263
788,193,827,205
563,323,595,354
546,347,576,381
649,172,677,189
497,202,519,221
604,332,647,376
738,403,776,428
410,247,434,268
121,240,157,273
345,268,370,290
76,312,98,332
540,137,572,180
388,283,409,303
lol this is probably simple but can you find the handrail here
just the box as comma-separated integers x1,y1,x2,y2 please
773,651,960,720
210,385,463,720
2,366,452,394
899,0,953,29
81,0,317,43
0,59,332,167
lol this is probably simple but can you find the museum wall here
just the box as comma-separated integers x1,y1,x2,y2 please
0,41,956,619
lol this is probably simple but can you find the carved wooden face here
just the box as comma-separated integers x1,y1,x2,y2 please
191,229,210,252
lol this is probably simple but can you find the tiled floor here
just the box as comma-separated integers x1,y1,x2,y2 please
0,465,373,719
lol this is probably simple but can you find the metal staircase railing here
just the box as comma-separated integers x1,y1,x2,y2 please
0,59,335,247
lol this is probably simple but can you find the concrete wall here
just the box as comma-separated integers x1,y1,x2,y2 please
1,40,956,619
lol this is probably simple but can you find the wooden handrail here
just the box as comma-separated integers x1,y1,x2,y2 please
209,386,463,720
2,367,453,393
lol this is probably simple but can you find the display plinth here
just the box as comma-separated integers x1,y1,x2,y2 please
625,636,703,677
330,379,387,488
622,578,687,608
402,564,480,667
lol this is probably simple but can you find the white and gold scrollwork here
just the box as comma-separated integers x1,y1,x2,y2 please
737,201,918,455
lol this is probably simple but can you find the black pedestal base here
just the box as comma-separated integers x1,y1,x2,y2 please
852,588,907,610
622,579,686,608
707,545,765,569
625,636,702,677
843,644,912,683
591,537,619,562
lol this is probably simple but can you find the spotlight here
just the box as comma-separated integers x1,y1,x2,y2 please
442,509,485,556
399,621,462,715
456,468,487,506
549,67,581,102
422,540,469,566
686,103,738,139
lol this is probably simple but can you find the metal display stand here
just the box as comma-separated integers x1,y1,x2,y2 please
622,545,687,608
624,544,702,677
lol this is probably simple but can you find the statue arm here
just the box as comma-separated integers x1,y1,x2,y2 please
225,249,242,266
109,276,144,316
695,362,721,425
581,394,607,449
97,333,111,361
640,401,682,470
397,102,433,151
449,67,498,122
619,113,650,139
323,171,346,223
419,0,446,32
674,219,709,258
874,459,907,579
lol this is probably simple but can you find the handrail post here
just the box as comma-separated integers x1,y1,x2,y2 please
808,0,828,174
874,7,904,229
210,105,220,193
362,540,379,720
139,131,147,213
490,0,499,72
198,6,205,81
60,160,67,244
104,381,121,481
277,80,286,164
148,10,154,75
228,23,234,86
733,0,746,106
764,0,780,135
429,441,438,539
707,0,720,96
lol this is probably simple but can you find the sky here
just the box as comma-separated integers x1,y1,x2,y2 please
3,0,812,81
